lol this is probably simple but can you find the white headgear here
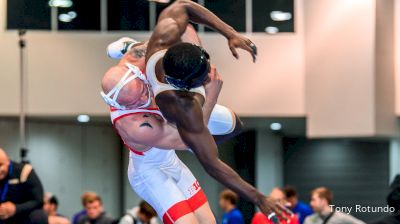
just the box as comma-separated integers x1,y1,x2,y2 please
100,63,151,110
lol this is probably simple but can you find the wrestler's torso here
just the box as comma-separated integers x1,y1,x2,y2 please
114,112,163,152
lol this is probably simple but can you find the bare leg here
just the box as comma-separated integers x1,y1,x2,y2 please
174,212,200,224
193,202,217,224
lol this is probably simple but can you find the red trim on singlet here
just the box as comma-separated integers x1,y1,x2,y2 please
187,189,208,211
124,143,145,155
162,201,193,224
162,189,208,224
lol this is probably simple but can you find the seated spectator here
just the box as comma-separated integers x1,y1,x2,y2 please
0,147,48,224
118,200,159,224
43,193,69,224
77,192,114,224
283,186,313,224
304,187,365,224
368,175,400,224
72,192,98,224
251,188,299,224
72,210,86,224
219,189,244,224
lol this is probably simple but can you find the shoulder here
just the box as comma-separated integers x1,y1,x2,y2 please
10,161,24,169
297,201,311,209
146,18,181,61
232,208,243,216
296,202,313,214
156,91,203,126
9,161,23,177
304,213,318,222
77,214,89,223
334,212,365,223
101,213,115,222
230,209,244,221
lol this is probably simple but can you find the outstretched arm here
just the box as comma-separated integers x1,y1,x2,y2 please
146,0,257,62
155,93,290,223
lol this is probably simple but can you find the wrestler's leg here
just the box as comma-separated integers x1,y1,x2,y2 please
165,159,216,224
128,157,200,224
174,214,200,224
208,104,244,143
192,202,216,224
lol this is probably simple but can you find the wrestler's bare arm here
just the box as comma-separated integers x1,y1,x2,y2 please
155,92,290,222
145,0,257,62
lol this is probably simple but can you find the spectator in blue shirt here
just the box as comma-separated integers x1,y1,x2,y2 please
284,186,313,224
219,189,244,224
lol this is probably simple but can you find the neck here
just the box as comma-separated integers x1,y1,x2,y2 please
320,205,333,216
225,204,235,213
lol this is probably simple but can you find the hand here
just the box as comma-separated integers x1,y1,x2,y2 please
228,32,257,62
0,202,16,220
203,65,223,105
257,196,294,224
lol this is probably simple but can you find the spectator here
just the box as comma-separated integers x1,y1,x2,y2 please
72,210,86,224
77,193,114,224
251,188,299,224
72,192,98,224
368,175,400,224
304,187,365,224
118,201,159,224
283,186,313,224
0,147,48,224
219,189,244,224
43,193,69,224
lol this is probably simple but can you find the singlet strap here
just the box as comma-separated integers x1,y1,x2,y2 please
146,50,206,97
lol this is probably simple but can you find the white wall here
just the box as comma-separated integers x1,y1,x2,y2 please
304,0,377,137
0,119,122,219
392,0,400,120
396,0,400,115
0,0,305,117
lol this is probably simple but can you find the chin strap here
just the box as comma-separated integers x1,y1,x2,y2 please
101,63,151,110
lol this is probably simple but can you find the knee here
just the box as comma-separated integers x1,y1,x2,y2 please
28,209,48,224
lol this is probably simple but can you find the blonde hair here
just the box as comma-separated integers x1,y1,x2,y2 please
81,191,102,206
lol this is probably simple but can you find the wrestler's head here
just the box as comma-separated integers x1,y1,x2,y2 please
101,65,151,110
310,187,333,213
163,42,210,90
